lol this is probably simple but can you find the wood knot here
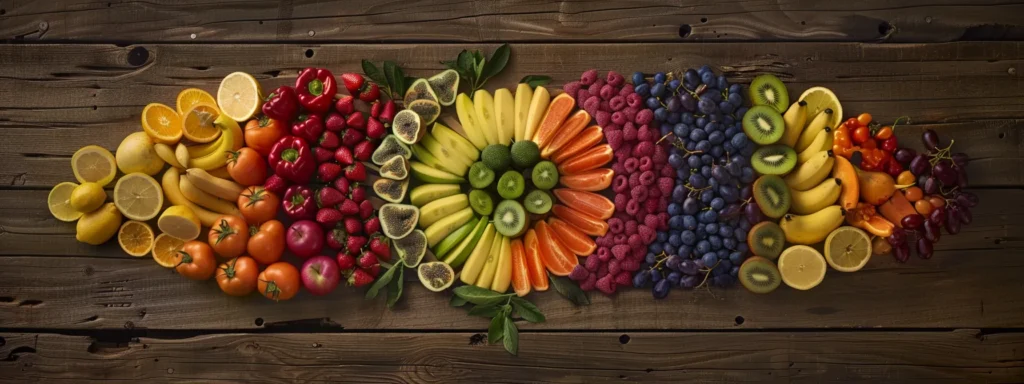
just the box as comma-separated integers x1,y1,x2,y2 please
127,47,149,67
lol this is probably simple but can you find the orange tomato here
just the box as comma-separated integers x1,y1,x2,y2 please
856,113,873,127
914,200,934,216
258,262,300,301
248,220,286,265
238,186,279,224
896,170,916,185
208,215,250,259
244,116,286,157
904,186,923,202
174,240,216,280
216,256,259,296
523,229,549,291
227,147,268,186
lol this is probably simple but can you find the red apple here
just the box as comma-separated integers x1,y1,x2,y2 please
301,255,340,296
287,220,324,259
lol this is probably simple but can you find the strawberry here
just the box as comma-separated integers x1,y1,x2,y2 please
338,198,359,216
357,250,379,270
368,235,391,262
317,187,345,208
263,174,289,196
358,83,380,103
341,128,365,147
325,112,346,132
333,177,351,195
345,111,366,130
379,101,397,124
340,73,364,95
346,234,367,255
336,251,356,271
317,162,342,183
365,117,385,140
316,208,344,227
327,228,347,249
347,268,373,287
353,140,374,162
334,95,355,115
359,200,374,219
370,101,382,118
344,162,367,182
318,131,340,150
365,263,381,277
349,183,367,203
364,216,381,234
334,146,354,166
344,217,363,235
313,147,334,163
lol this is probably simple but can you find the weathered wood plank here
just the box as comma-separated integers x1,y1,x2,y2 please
3,0,1024,43
1,330,1022,383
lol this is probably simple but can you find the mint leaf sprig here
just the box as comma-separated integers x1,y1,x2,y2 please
451,285,545,356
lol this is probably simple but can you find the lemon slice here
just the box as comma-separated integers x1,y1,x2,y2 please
176,88,217,115
777,245,827,290
152,233,186,268
141,103,183,145
113,173,164,221
48,182,84,222
71,145,117,186
217,72,263,122
181,102,223,143
118,220,155,257
825,226,872,272
158,205,201,240
798,87,842,130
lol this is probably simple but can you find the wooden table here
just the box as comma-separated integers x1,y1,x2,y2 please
2,1,1023,382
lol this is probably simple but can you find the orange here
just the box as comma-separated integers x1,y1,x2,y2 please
548,217,597,257
180,102,223,143
510,239,531,297
523,229,549,291
151,233,186,268
551,204,608,237
551,125,602,164
531,93,575,150
558,168,614,191
141,103,183,144
534,221,577,276
557,144,612,175
118,220,154,257
553,188,614,220
176,88,217,115
540,109,591,158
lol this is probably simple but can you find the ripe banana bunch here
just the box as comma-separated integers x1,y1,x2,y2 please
178,169,242,217
784,150,834,191
780,205,844,245
789,178,842,215
185,168,244,201
160,168,225,227
185,116,244,170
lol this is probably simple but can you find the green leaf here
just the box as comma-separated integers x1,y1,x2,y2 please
453,285,511,306
502,316,519,355
480,43,510,82
450,295,468,307
510,297,546,323
383,61,398,92
393,66,407,99
488,315,505,344
386,267,405,308
548,273,591,306
468,304,501,318
473,59,486,83
364,265,399,299
361,60,387,85
457,51,475,76
519,75,552,89
441,60,458,69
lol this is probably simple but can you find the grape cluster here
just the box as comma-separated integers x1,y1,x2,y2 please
627,67,758,299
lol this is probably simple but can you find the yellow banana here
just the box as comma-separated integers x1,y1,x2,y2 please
795,108,833,152
186,134,224,158
175,144,191,168
524,86,550,142
784,150,834,191
154,143,184,169
494,88,515,146
455,93,487,150
797,127,833,164
514,83,534,142
789,178,842,215
490,235,512,293
475,233,504,289
779,100,807,148
185,168,244,201
189,127,235,170
160,168,224,227
780,205,844,245
460,223,496,285
473,89,498,146
178,173,242,216
216,114,245,150
207,166,233,180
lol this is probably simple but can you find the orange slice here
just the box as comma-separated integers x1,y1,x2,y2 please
540,109,591,158
553,188,614,220
551,125,603,164
535,221,577,276
180,102,223,143
557,144,612,175
118,220,154,257
551,204,608,237
523,229,549,291
548,217,597,257
176,88,217,115
531,93,575,149
510,239,531,297
559,168,614,191
151,233,186,268
141,103,183,145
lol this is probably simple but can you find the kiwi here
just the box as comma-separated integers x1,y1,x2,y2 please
739,256,782,294
481,144,512,173
531,161,559,190
742,105,785,145
747,222,785,259
494,200,528,237
497,171,525,200
469,161,495,189
752,175,791,219
751,145,798,175
748,74,789,113
469,189,494,216
523,190,553,214
510,140,540,170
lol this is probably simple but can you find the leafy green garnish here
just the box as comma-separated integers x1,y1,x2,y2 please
452,285,544,356
520,75,552,89
361,60,409,102
365,264,405,309
548,272,591,306
442,44,510,95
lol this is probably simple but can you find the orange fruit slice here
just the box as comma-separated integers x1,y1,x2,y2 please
523,229,549,291
557,144,612,175
551,204,608,237
531,93,575,150
118,220,154,257
541,109,591,158
535,221,577,276
180,102,223,143
551,125,602,164
151,233,186,268
176,88,217,115
510,239,531,297
141,103,183,145
548,217,597,257
559,168,614,191
553,188,614,220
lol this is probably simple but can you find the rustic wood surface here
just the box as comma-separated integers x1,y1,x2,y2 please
2,1,1024,382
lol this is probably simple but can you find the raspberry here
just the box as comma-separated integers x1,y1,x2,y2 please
597,263,609,278
580,273,598,291
628,234,642,249
614,271,633,287
593,79,606,89
639,170,656,186
627,172,640,188
588,251,605,269
614,147,632,163
613,192,628,211
613,234,628,245
623,157,639,173
633,141,655,157
632,247,646,260
577,90,592,106
620,259,640,272
623,108,638,125
646,198,660,214
569,264,589,281
637,125,653,142
612,162,625,175
599,84,615,100
587,81,602,96
604,123,621,132
599,100,611,112
650,190,662,201
595,110,611,127
626,199,640,216
608,217,624,234
606,71,625,87
630,185,649,200
652,145,668,164
605,129,624,150
580,69,598,85
635,109,654,125
610,111,627,126
612,176,629,194
660,164,675,177
596,235,613,248
638,156,654,172
657,177,674,196
638,224,656,244
625,220,638,236
607,259,621,276
563,81,582,100
583,96,600,117
596,274,615,295
644,214,660,231
609,95,626,111
611,245,630,260
626,93,642,108
622,123,638,141
618,83,634,96
657,212,670,231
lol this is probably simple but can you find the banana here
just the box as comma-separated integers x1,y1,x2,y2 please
185,168,244,201
780,205,845,245
432,122,480,162
455,93,487,150
797,127,833,164
460,223,496,285
795,108,833,152
494,88,515,146
784,150,834,191
779,100,808,148
186,135,224,158
490,235,513,293
475,233,505,289
178,173,242,216
424,207,474,247
514,83,534,142
161,168,224,227
473,89,499,146
154,143,184,169
217,115,245,151
523,86,550,142
418,194,470,229
175,144,191,168
189,127,235,170
207,166,232,180
789,178,842,215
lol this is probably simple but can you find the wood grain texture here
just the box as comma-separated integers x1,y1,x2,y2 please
2,0,1024,43
1,330,1022,383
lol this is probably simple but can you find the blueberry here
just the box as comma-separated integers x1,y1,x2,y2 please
729,84,743,96
669,153,685,168
668,79,681,91
734,227,748,242
649,242,664,254
700,164,712,178
698,65,712,76
696,117,707,127
689,128,707,142
730,132,748,148
660,124,672,136
719,185,739,203
683,215,698,230
729,251,744,264
701,190,715,204
654,107,668,122
719,225,733,238
651,270,663,283
651,82,665,97
696,240,711,254
646,96,661,109
677,168,688,180
668,203,683,216
635,83,650,96
735,106,749,118
701,154,714,165
706,223,719,234
701,71,715,86
737,243,749,255
717,76,729,90
633,270,651,288
672,185,687,203
681,113,695,125
688,174,707,189
687,155,702,169
668,215,683,229
709,235,723,250
704,209,719,222
667,112,681,124
723,237,737,250
664,244,678,255
645,252,658,264
695,226,707,239
657,231,668,242
705,121,720,132
654,72,667,84
632,72,645,85
708,177,719,190
673,123,690,138
695,140,711,153
708,131,725,145
702,252,718,266
681,230,697,245
710,197,725,210
727,92,743,107
669,234,682,247
684,141,696,151
740,167,755,183
679,244,694,258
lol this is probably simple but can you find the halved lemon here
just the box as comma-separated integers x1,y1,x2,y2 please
158,205,201,240
118,220,154,257
777,245,827,290
113,173,164,221
217,72,263,122
825,226,872,272
141,103,183,145
71,145,117,186
152,233,186,268
798,86,842,130
181,102,223,143
176,88,217,115
48,182,84,222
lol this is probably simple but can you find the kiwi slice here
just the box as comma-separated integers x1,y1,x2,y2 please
469,189,494,216
751,145,797,175
752,175,791,219
494,200,528,237
747,222,785,259
531,161,559,190
523,190,553,214
748,74,789,113
469,161,495,189
739,256,782,294
742,105,785,145
497,171,525,200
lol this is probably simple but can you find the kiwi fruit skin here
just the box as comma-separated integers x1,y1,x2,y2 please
748,74,790,113
747,221,785,259
752,145,797,176
739,256,782,294
497,171,525,200
523,189,553,214
511,141,541,170
469,161,495,189
752,175,791,219
531,161,559,190
469,189,494,216
494,199,528,237
742,105,785,145
482,144,512,173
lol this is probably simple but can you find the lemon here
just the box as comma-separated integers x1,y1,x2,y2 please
48,182,84,222
217,72,263,122
158,205,202,240
176,88,217,115
114,173,164,221
777,245,827,290
116,132,165,176
825,226,872,272
118,220,155,257
152,233,186,268
76,202,122,245
798,87,842,131
71,145,117,186
70,182,106,213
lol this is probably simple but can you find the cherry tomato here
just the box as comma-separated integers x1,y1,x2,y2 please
244,116,286,157
248,220,286,265
856,113,872,126
227,148,268,187
258,262,300,301
928,195,946,208
904,186,924,202
845,117,860,128
238,186,279,224
874,125,893,140
881,136,899,153
174,240,216,280
897,170,916,185
216,256,259,296
915,200,935,216
852,126,872,144
208,215,250,259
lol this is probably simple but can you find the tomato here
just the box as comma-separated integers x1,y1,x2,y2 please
852,126,872,144
248,220,286,265
258,262,300,301
208,215,250,258
238,186,279,224
856,113,872,126
244,116,286,157
874,125,893,140
216,256,259,296
897,170,916,185
227,148,268,187
904,186,924,202
174,240,216,280
845,117,860,128
861,138,877,149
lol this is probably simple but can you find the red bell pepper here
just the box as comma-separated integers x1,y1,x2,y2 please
832,123,855,158
295,68,336,114
290,114,324,143
262,86,300,122
268,136,315,183
283,185,316,220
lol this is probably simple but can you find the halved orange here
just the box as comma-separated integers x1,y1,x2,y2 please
180,102,223,143
548,217,597,257
553,188,614,220
523,229,549,291
176,88,217,115
118,220,154,257
151,233,186,268
141,103,182,145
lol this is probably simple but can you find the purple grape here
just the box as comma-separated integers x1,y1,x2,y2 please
923,177,939,195
681,275,700,288
932,160,957,185
952,152,969,167
946,208,961,235
679,260,699,276
680,93,697,112
929,207,946,226
720,204,742,219
956,192,978,207
901,214,924,230
956,167,968,188
740,185,752,201
957,206,973,225
894,243,911,263
922,129,940,151
652,279,671,299
924,220,941,242
894,148,917,165
910,154,930,175
744,203,765,224
887,228,906,246
916,238,934,259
